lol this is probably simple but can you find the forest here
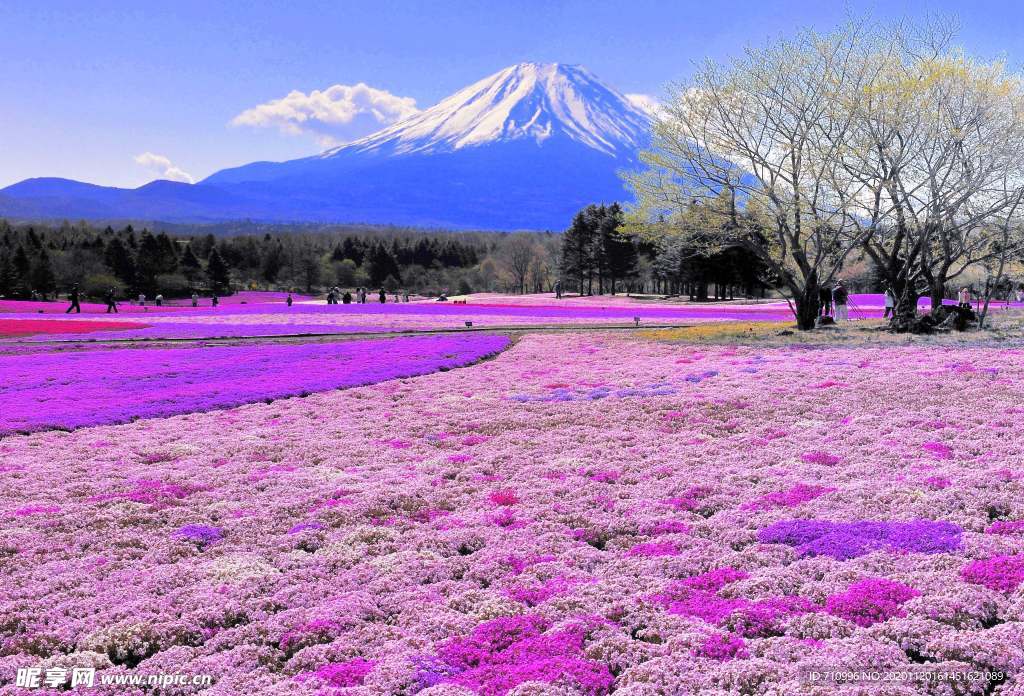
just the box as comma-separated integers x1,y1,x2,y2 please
0,210,773,301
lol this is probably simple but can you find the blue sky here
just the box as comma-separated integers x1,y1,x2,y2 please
4,0,1024,189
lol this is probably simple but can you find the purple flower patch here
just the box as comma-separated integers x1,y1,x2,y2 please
758,520,962,559
172,524,223,546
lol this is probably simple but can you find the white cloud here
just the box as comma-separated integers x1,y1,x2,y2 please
625,93,662,118
133,152,194,184
231,83,420,147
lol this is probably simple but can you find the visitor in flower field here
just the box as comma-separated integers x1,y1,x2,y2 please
832,280,849,321
883,285,896,319
211,295,219,307
378,288,386,303
403,288,410,302
104,287,118,314
342,291,352,304
191,292,198,307
1017,286,1024,303
959,287,971,309
286,293,293,307
155,294,164,307
554,279,563,299
138,293,145,306
819,285,832,317
65,285,81,314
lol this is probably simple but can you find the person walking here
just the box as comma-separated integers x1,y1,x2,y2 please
342,291,352,304
554,279,562,300
138,293,146,307
286,293,293,307
211,294,219,308
378,288,386,304
818,285,832,317
65,284,82,314
191,292,199,307
155,294,163,307
403,289,410,303
958,287,971,309
104,287,118,314
832,281,849,322
883,285,896,319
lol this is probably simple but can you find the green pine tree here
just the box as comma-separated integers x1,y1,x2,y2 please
206,248,231,294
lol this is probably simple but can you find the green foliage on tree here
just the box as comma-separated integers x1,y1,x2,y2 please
206,248,231,294
30,248,57,297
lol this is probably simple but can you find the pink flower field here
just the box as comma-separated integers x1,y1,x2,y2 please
5,293,1006,341
4,328,1024,694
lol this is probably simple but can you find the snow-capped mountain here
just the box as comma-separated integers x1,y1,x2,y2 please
1,63,653,230
333,62,650,157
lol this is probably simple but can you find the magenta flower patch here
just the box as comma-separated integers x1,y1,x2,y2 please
922,442,954,460
825,578,920,627
961,555,1024,592
743,483,835,510
313,658,374,687
693,633,749,661
986,520,1024,535
432,616,613,695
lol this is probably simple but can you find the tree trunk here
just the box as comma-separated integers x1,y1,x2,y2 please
795,281,819,331
929,278,945,310
890,285,920,333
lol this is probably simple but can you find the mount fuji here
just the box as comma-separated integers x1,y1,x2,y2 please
1,63,653,230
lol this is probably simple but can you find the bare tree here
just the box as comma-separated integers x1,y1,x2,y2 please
823,19,1024,325
626,21,873,329
629,16,1024,330
500,235,538,294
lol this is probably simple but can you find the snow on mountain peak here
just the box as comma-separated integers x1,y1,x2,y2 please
322,62,651,158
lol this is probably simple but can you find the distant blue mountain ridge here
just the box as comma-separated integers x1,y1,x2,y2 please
1,63,653,230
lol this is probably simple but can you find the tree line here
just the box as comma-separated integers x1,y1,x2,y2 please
559,202,770,299
0,216,778,303
0,221,541,300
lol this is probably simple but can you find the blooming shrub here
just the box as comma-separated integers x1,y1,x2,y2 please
961,556,1024,592
824,578,921,627
693,633,749,661
312,657,375,687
